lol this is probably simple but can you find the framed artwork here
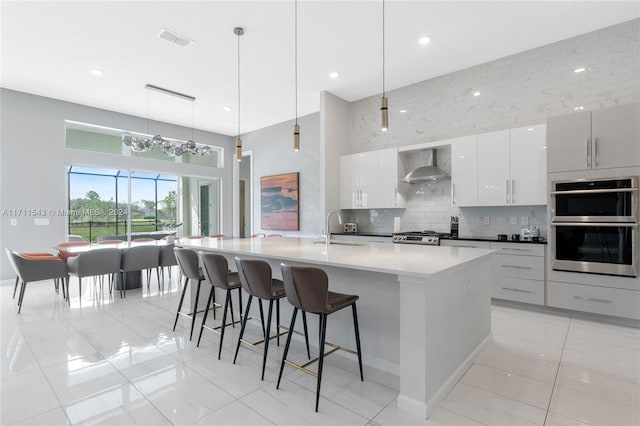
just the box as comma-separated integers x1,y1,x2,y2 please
260,172,299,230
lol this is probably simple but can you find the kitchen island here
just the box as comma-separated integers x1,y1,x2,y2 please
179,236,494,419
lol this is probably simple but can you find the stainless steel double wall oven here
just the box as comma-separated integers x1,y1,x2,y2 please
550,176,639,277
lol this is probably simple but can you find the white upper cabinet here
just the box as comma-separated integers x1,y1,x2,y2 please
451,135,478,207
477,130,510,206
510,124,547,205
547,103,640,173
339,148,404,209
473,125,547,207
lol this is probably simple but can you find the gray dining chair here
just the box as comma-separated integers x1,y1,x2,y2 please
5,249,69,313
66,248,122,299
120,245,160,297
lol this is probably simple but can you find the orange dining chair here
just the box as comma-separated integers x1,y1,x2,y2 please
12,252,61,299
210,234,225,239
98,240,124,245
56,241,91,262
132,237,155,242
251,233,266,238
188,235,205,239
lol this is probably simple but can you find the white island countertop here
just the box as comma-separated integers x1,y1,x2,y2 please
178,236,494,279
179,235,495,419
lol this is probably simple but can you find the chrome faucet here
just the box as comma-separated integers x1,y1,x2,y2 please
325,210,343,247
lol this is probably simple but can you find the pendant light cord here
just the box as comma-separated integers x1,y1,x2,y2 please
237,31,241,139
382,0,385,97
295,0,298,125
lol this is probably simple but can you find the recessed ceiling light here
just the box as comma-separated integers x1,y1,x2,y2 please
473,91,481,97
574,67,586,73
527,128,534,131
329,71,340,79
399,109,407,113
418,36,431,45
223,106,232,112
90,68,103,76
574,106,584,111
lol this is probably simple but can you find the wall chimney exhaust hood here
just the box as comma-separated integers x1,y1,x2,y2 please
401,149,450,183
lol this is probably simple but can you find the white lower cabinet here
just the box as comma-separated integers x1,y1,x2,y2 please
490,242,545,305
547,281,640,320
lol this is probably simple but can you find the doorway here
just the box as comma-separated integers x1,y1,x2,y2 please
199,183,210,236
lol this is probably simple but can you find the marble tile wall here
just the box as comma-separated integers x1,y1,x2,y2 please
348,19,640,153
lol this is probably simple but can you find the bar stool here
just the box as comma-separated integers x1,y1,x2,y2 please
197,252,243,359
278,263,363,412
173,247,208,340
234,258,310,380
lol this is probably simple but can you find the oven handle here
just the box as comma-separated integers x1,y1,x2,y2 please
550,188,638,195
551,222,638,228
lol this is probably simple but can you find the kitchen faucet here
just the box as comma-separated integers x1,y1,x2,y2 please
325,210,343,247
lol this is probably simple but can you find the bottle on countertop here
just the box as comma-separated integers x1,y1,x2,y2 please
450,216,459,239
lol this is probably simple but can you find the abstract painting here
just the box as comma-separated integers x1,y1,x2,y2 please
260,172,299,230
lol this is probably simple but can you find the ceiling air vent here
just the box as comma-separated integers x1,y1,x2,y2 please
157,28,193,48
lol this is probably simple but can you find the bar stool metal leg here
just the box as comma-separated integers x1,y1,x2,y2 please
189,279,203,340
173,277,189,331
234,295,253,364
218,290,231,359
196,286,215,347
277,307,298,389
261,299,275,380
352,302,364,381
316,313,328,412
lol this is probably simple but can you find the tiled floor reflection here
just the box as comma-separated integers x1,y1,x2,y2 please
1,276,638,425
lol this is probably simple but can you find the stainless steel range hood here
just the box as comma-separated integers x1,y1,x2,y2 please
401,149,450,183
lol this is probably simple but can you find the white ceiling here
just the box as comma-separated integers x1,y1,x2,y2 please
1,1,638,136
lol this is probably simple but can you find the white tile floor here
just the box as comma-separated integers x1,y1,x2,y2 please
1,274,639,425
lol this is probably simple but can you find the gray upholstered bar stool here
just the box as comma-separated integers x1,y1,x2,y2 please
197,252,243,359
173,247,208,340
233,258,310,380
278,263,363,412
159,243,178,291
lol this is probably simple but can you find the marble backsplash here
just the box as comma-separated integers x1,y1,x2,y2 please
341,179,548,238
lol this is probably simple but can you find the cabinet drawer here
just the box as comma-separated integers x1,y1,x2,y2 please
440,240,491,249
494,254,544,280
490,242,544,257
493,277,544,305
547,281,640,320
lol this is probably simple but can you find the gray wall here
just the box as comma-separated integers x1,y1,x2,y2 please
339,19,639,237
241,112,321,236
0,89,235,279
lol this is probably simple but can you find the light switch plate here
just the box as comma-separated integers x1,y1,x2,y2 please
10,218,17,226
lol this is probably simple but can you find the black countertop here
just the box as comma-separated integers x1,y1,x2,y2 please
332,232,547,244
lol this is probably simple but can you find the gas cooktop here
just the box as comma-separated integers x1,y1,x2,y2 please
392,231,450,245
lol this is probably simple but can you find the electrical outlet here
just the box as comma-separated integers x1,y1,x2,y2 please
510,216,518,225
10,219,17,226
483,216,490,225
522,216,529,225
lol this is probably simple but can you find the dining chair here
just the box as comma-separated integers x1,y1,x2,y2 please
266,234,282,237
10,252,59,299
98,240,124,245
120,245,160,297
6,249,69,313
210,234,225,239
250,233,266,238
188,235,205,239
132,237,154,242
55,241,91,262
66,248,122,299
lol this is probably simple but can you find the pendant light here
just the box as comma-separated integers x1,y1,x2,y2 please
293,0,300,151
380,0,389,132
234,27,244,162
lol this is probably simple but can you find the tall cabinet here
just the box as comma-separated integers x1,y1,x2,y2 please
547,102,640,172
451,135,479,207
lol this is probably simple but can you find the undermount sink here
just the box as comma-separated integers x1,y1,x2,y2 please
313,240,364,246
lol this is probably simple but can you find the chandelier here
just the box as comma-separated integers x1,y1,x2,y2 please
122,84,212,157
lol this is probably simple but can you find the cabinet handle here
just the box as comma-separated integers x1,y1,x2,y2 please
358,190,362,207
501,248,533,252
586,138,591,168
511,179,515,204
394,187,398,206
500,265,533,270
506,179,510,203
452,245,478,248
594,137,598,167
574,295,611,304
501,287,533,294
452,183,456,205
